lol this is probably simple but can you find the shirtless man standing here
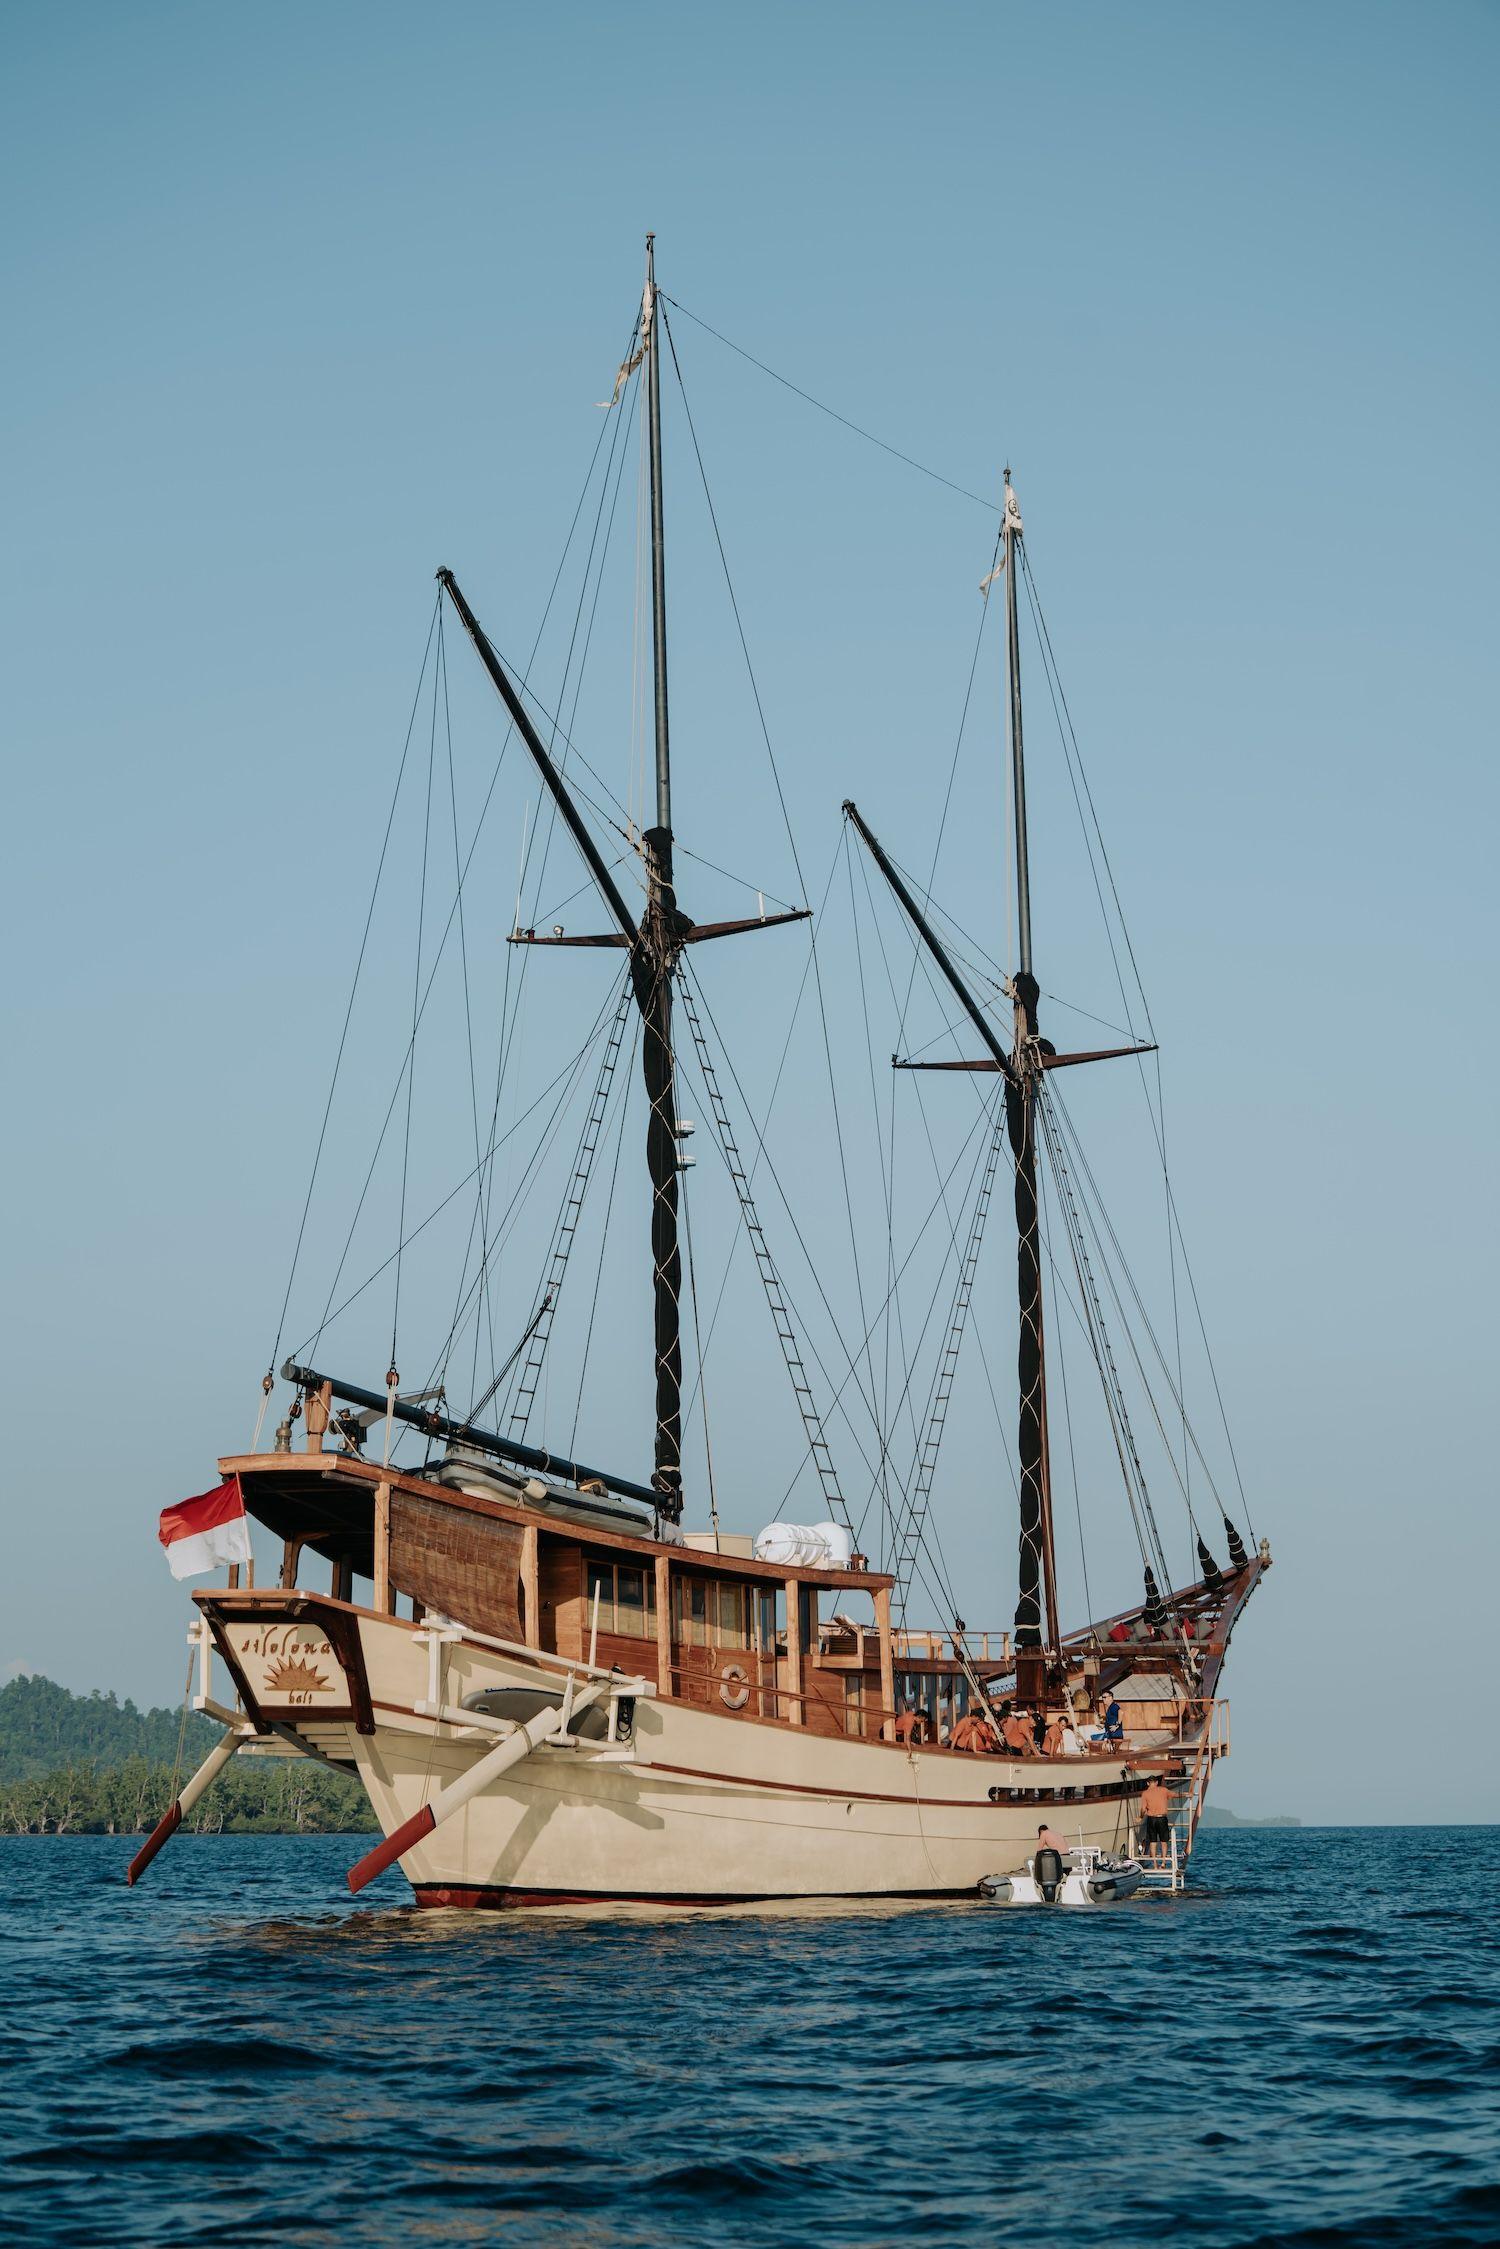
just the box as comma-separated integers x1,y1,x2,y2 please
1140,1775,1173,1866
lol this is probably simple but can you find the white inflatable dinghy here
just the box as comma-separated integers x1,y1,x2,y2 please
980,1845,1143,1908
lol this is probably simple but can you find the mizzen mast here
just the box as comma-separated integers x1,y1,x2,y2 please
846,476,1096,1699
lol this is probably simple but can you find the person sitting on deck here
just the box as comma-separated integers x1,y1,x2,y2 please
1041,1712,1066,1757
893,1708,930,1747
1058,1719,1084,1757
998,1703,1035,1757
950,1713,999,1754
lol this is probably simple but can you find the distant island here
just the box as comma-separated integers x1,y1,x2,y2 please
1200,1805,1301,1828
0,1673,374,1835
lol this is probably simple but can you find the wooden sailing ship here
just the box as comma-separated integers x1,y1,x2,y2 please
132,241,1268,1906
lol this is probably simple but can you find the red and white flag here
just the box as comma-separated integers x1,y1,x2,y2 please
158,1477,252,1581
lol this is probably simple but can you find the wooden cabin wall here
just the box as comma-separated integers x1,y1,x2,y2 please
802,1666,852,1738
388,1490,523,1642
530,1533,893,1734
537,1539,580,1658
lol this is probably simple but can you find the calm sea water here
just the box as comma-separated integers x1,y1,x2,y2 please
2,1827,1496,2247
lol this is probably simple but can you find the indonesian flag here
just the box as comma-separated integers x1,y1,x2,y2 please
158,1477,252,1581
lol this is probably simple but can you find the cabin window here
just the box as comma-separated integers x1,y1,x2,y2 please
583,1558,658,1640
673,1575,751,1648
755,1588,778,1654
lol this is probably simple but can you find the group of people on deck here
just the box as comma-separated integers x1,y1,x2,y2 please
938,1692,1125,1758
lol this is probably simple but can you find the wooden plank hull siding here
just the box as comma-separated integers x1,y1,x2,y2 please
388,1489,524,1642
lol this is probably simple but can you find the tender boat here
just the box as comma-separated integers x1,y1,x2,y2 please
981,1846,1143,1908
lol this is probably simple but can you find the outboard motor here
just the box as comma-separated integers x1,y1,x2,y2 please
1033,1846,1066,1903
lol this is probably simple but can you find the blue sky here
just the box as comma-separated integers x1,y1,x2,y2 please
3,2,1496,1822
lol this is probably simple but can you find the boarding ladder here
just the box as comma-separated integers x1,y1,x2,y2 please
891,1105,1008,1609
677,970,848,1526
1136,1701,1229,1891
507,983,633,1440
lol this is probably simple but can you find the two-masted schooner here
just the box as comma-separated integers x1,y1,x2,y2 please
132,240,1268,1907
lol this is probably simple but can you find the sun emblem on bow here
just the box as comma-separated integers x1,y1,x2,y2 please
264,1657,330,1694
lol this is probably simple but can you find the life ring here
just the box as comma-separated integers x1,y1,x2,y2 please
719,1662,750,1711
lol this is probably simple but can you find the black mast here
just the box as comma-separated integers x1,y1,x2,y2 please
635,232,688,1516
998,474,1060,1674
844,475,1072,1695
438,243,812,1521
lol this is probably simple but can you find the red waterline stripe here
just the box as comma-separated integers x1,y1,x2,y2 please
412,1882,981,1911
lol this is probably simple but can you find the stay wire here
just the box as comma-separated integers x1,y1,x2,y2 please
390,611,441,1366
661,292,1000,516
568,1008,641,1457
405,978,631,1433
889,527,1004,1061
516,347,640,947
662,304,880,1451
1040,1153,1094,1626
1047,1081,1232,1529
269,594,438,1373
1021,540,1252,1535
678,833,843,1426
295,989,623,1359
438,619,494,1389
301,374,632,1376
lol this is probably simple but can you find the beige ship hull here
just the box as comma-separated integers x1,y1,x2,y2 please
208,1596,1152,1906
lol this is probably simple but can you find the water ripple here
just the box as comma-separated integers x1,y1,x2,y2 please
1,1828,1497,2247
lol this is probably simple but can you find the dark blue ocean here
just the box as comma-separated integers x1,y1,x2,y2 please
2,1828,1496,2247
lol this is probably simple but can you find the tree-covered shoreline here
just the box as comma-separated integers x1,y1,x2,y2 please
0,1673,374,1833
0,1755,375,1835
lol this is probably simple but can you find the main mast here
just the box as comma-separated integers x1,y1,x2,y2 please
635,233,687,1515
436,240,818,1521
1000,476,1061,1683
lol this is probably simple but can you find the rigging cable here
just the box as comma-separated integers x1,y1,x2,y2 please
424,978,629,1408
660,299,881,1496
437,614,495,1388
267,593,439,1378
1046,1080,1236,1529
307,389,639,1367
295,980,625,1359
678,831,842,1425
1035,1082,1170,1584
661,292,1001,515
568,1009,642,1458
503,975,636,1439
1039,1153,1094,1626
390,605,442,1373
680,1172,722,1545
1020,544,1254,1540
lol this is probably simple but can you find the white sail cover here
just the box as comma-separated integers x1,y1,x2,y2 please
753,1521,854,1570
